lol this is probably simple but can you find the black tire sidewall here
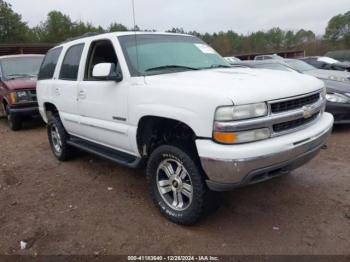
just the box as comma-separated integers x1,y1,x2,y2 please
6,105,21,131
147,145,208,225
47,115,71,161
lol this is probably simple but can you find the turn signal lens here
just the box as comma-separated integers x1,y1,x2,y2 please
10,93,16,104
213,132,237,144
214,128,270,144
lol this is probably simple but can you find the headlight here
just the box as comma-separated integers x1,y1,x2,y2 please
326,93,350,104
214,128,270,144
10,91,31,103
215,103,268,121
328,75,350,83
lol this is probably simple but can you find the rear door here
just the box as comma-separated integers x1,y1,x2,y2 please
37,47,63,120
54,43,85,135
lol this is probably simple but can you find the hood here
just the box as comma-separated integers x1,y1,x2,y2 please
306,69,350,82
144,68,324,105
323,79,350,94
2,77,37,91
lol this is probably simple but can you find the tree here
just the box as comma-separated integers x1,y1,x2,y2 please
325,11,350,47
108,22,128,32
295,29,316,45
325,11,350,41
33,11,74,42
265,27,285,50
0,0,30,43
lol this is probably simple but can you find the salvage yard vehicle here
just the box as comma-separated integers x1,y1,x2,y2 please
37,32,334,225
254,54,284,61
224,56,241,64
301,56,350,72
232,60,350,124
0,54,44,130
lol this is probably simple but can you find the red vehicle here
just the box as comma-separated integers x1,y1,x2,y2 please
0,55,44,130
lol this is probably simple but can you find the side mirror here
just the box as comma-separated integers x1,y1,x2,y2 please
92,63,123,82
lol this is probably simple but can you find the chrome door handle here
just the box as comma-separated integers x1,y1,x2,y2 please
54,87,60,96
78,90,87,100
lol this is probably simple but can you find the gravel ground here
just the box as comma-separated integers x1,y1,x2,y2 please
0,117,349,256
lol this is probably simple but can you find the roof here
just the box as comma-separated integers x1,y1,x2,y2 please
0,43,54,56
56,31,194,47
55,31,195,47
0,54,45,59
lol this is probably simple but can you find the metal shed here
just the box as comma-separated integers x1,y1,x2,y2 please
0,43,54,56
234,50,305,60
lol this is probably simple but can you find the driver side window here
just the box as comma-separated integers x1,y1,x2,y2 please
84,40,118,81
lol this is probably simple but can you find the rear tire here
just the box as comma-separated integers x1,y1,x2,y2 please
6,105,21,131
146,144,212,225
47,115,73,161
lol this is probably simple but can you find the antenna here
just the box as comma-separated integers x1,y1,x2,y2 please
131,0,141,76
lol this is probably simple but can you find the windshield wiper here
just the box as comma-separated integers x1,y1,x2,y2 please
201,64,232,69
145,65,199,72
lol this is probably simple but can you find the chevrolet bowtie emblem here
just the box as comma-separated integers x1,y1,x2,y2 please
302,105,313,119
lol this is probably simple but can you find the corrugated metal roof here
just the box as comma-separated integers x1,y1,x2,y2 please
0,43,55,56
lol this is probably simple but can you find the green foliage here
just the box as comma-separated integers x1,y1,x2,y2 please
0,0,31,43
325,11,350,48
0,0,348,55
108,23,128,32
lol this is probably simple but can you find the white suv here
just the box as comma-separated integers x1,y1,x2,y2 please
37,32,334,224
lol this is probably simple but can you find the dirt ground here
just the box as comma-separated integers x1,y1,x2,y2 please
0,117,349,256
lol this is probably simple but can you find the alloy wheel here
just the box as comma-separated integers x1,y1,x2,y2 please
156,159,193,211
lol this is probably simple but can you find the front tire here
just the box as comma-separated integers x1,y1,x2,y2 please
146,145,211,225
5,105,22,131
47,115,73,161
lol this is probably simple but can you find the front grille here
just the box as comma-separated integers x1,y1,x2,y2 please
271,93,320,114
273,113,318,133
29,90,37,101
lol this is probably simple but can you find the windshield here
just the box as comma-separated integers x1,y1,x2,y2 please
118,34,230,76
253,63,295,72
0,56,44,80
284,60,316,72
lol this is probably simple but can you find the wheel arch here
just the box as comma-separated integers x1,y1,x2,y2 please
43,102,59,122
136,115,199,158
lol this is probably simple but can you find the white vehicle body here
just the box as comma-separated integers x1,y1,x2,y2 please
37,32,333,192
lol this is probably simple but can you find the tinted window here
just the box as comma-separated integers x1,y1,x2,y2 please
59,44,84,80
38,47,62,80
84,40,118,80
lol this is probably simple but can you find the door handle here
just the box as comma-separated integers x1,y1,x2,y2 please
54,87,60,96
78,90,87,100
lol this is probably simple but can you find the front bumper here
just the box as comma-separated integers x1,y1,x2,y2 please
9,105,39,117
326,102,350,124
196,113,334,191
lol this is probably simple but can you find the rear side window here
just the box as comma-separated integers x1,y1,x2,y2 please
38,47,63,80
59,44,84,81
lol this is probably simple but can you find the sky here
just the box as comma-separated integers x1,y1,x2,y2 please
8,0,349,35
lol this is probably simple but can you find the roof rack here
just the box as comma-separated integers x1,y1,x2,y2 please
61,32,103,44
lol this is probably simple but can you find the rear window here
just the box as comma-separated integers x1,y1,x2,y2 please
59,44,84,81
38,47,63,80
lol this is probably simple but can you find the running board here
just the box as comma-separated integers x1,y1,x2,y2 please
67,137,141,168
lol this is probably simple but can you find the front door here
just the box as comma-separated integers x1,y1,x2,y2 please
77,39,131,153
